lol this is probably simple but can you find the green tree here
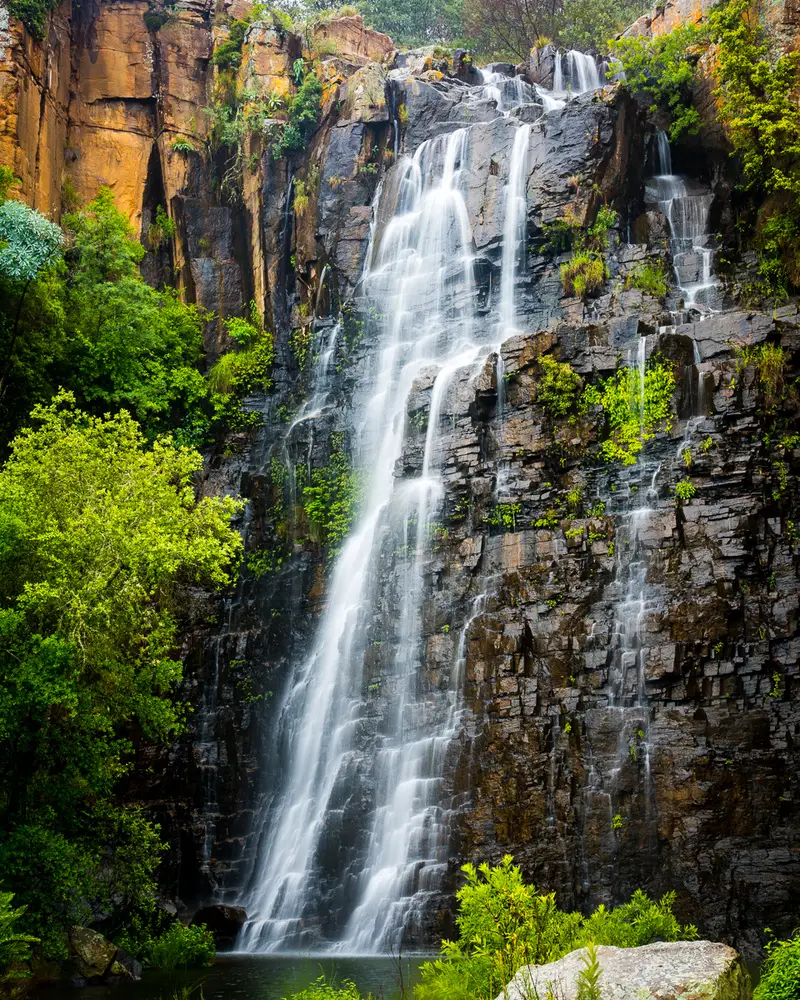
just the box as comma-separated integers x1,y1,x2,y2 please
0,188,210,449
0,394,243,954
0,198,64,400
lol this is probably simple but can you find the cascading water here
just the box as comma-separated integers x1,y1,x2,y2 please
239,56,608,956
650,130,717,309
239,111,535,952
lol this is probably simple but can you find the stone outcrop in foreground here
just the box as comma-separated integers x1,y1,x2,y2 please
499,942,750,1000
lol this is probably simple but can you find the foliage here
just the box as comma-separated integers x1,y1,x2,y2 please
143,8,174,31
0,188,210,448
302,437,362,551
575,942,602,1000
484,503,521,530
358,0,464,47
674,478,696,504
560,252,607,298
415,857,697,1000
581,358,675,465
705,0,800,294
7,0,58,40
285,977,366,1000
536,354,583,418
211,19,250,70
708,0,800,198
207,305,275,433
171,137,196,154
735,342,786,411
144,922,216,969
626,260,669,297
0,892,37,979
557,0,649,53
273,65,323,159
148,205,176,249
0,200,64,283
610,25,704,141
754,930,800,1000
0,396,242,954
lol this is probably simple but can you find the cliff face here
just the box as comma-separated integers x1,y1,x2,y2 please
4,0,800,960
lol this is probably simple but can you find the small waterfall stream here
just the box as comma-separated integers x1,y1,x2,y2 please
240,59,607,956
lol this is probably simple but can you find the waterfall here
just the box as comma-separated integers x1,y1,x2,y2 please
479,69,536,113
565,50,602,93
536,49,603,112
239,108,539,952
651,130,717,308
499,124,532,335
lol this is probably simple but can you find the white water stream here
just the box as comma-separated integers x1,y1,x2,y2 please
240,60,605,956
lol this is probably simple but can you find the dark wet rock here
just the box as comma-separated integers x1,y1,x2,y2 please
191,904,248,948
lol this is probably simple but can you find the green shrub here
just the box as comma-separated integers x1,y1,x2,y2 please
147,205,176,249
735,342,786,411
273,67,323,159
610,25,704,140
302,436,362,551
536,354,583,417
754,930,800,1000
674,478,696,504
0,892,38,980
484,502,521,530
561,252,607,298
285,978,366,1000
143,9,173,31
171,137,196,154
415,857,697,1000
626,260,669,297
207,305,275,432
7,0,59,40
211,19,250,70
144,923,216,969
581,358,675,465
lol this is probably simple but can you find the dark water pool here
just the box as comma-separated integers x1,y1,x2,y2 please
44,956,426,1000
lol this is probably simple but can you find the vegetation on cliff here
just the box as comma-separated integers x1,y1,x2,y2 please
0,179,251,967
0,396,242,957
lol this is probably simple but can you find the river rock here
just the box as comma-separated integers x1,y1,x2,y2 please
191,904,247,947
498,942,750,1000
68,926,116,980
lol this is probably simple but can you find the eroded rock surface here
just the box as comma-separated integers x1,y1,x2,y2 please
501,942,750,1000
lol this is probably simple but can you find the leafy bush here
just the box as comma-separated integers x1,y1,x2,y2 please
754,930,800,1000
145,923,215,969
207,305,275,432
735,342,786,411
171,137,196,154
7,0,59,39
626,260,669,297
706,0,800,295
674,478,696,504
273,66,323,159
286,978,365,1000
302,436,362,551
0,395,242,954
415,857,697,1000
536,354,583,417
560,252,607,298
610,25,704,140
581,358,675,465
211,19,250,70
148,205,176,249
0,892,37,979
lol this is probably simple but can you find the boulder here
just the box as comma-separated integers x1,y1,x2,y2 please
498,942,751,1000
68,926,116,980
191,904,247,948
106,949,143,981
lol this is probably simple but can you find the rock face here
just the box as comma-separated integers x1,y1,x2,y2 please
501,942,750,1000
191,903,248,948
